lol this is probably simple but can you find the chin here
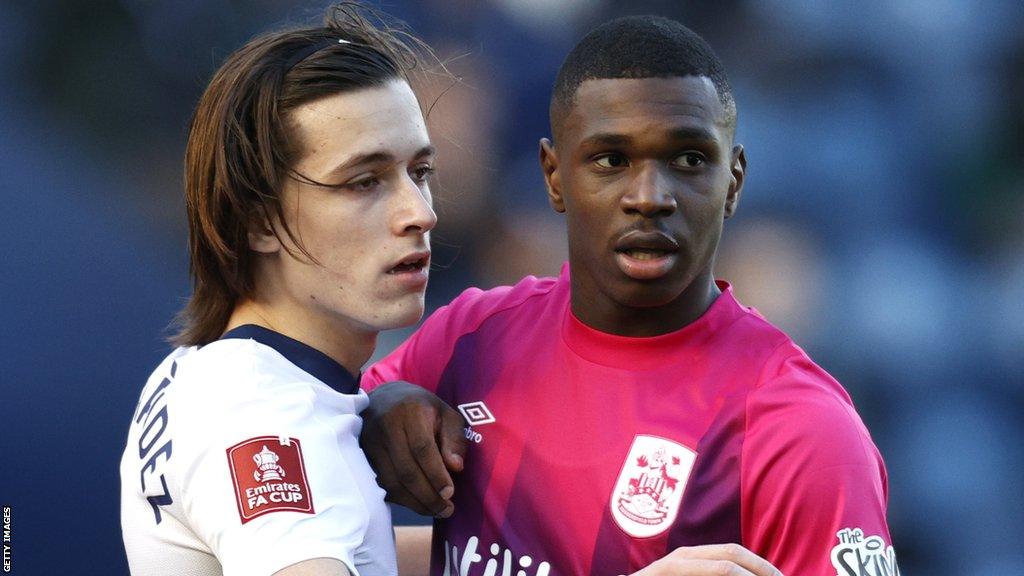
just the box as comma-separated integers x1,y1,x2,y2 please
613,279,687,309
373,297,426,331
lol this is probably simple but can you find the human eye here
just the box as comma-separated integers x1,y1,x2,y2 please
592,152,629,169
411,163,436,184
671,152,706,169
344,174,381,192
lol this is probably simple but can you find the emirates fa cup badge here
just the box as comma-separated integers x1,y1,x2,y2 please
228,436,314,523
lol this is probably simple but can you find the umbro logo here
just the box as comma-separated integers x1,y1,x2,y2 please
458,401,494,445
457,401,495,426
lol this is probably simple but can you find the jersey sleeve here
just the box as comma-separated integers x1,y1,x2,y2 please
363,286,492,393
173,351,385,576
740,346,900,576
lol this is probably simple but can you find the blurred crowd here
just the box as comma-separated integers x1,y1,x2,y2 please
1,1,1021,574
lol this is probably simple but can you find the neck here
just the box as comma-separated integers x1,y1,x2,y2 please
570,269,721,337
225,297,377,377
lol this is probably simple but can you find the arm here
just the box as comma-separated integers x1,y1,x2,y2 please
742,351,899,575
174,358,390,576
360,381,467,517
627,544,781,576
274,558,351,576
395,525,433,576
361,284,537,518
361,293,484,516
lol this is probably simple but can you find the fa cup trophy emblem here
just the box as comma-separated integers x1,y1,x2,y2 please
252,445,286,482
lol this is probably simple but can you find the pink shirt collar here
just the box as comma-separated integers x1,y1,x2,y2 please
558,263,748,370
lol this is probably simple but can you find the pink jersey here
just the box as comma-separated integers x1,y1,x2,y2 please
365,265,898,576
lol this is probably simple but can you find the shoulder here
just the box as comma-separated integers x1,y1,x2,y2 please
172,339,257,401
168,339,320,419
710,291,879,468
164,340,365,474
720,296,855,411
430,273,561,334
363,274,562,390
721,299,797,363
743,337,879,472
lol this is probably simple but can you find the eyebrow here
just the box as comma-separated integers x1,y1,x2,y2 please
326,144,436,176
578,133,633,148
578,127,719,149
667,127,719,143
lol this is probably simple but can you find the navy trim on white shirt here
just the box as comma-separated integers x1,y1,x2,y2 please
220,324,360,395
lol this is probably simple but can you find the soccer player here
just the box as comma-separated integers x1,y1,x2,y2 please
120,5,438,575
360,16,899,576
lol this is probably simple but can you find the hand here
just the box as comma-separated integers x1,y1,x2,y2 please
627,544,782,576
360,381,468,517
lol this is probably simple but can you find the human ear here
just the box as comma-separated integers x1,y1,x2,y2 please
539,138,565,214
247,208,282,254
725,144,746,219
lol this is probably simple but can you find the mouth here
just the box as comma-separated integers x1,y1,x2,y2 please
618,248,675,260
387,251,431,275
613,232,679,281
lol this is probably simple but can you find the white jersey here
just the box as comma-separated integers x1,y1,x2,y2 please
120,325,397,576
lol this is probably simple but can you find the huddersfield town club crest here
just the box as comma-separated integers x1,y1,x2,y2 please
610,435,697,538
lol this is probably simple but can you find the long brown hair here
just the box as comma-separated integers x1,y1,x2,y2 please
174,2,431,346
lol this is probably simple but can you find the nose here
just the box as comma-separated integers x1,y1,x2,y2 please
621,163,677,218
393,173,438,235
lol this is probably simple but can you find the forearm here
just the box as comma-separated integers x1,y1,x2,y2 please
396,525,433,576
273,558,351,576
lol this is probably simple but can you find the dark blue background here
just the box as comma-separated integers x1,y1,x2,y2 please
2,1,1022,573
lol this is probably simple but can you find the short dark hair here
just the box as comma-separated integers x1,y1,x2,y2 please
175,2,431,347
550,15,736,138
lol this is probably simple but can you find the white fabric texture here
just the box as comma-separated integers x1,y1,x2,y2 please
120,339,396,576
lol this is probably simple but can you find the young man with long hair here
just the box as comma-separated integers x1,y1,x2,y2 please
120,5,437,575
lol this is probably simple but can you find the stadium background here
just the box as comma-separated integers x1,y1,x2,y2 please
2,0,1022,573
